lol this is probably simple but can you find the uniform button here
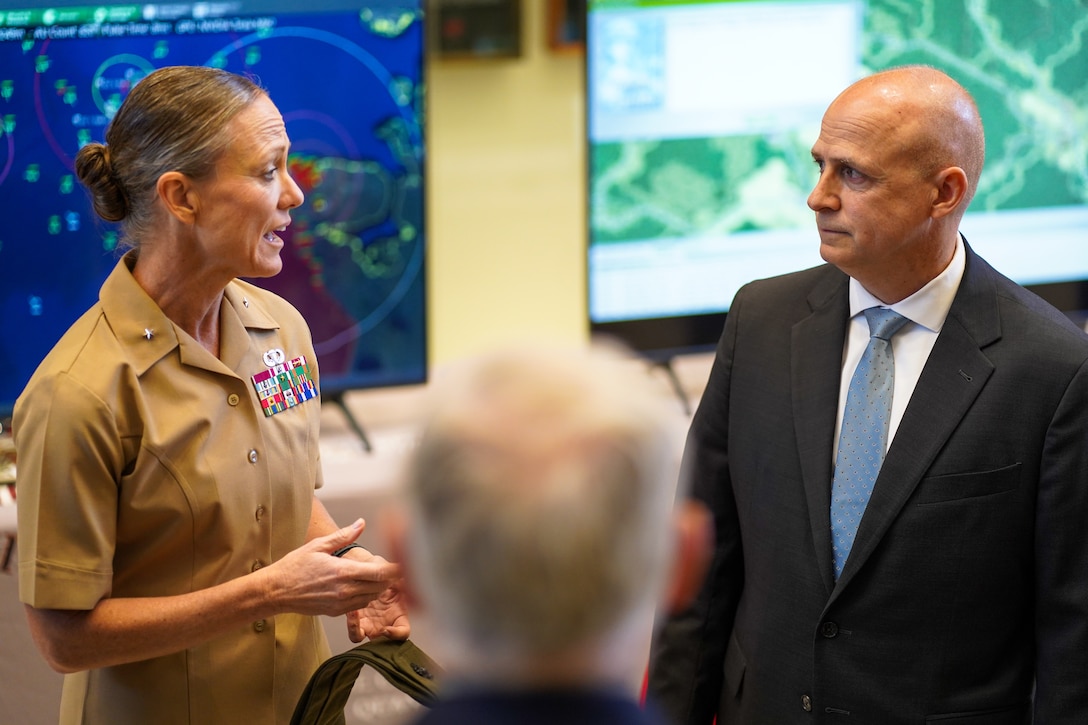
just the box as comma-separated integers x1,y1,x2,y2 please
255,505,266,522
227,393,240,406
821,621,839,638
253,619,266,633
801,694,812,712
248,449,259,464
251,560,263,572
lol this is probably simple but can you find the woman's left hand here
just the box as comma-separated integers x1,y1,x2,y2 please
345,580,410,642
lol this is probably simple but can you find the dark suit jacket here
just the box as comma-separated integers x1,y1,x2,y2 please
646,243,1088,724
410,687,666,725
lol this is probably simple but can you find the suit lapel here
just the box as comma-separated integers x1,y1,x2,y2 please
833,243,1002,590
793,271,850,596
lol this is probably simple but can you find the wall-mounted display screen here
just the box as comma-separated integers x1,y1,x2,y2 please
587,0,1088,358
0,0,426,417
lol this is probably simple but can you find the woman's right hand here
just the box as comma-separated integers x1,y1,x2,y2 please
263,518,401,617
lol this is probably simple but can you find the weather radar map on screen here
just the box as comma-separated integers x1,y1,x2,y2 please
587,0,1088,356
0,0,426,417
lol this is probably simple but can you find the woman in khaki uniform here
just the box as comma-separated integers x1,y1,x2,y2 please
13,66,408,724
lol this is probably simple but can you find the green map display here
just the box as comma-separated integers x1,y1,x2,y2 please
587,0,1088,324
592,0,1087,239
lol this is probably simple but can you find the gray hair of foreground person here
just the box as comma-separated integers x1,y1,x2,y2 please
388,345,711,687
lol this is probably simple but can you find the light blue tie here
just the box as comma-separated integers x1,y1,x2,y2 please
831,307,909,579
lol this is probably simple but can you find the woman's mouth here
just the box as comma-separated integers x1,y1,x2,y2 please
264,225,288,243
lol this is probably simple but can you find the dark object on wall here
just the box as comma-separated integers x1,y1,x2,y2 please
433,0,522,58
547,0,586,51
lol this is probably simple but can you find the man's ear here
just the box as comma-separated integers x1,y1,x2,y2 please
156,171,198,225
384,507,421,611
931,166,969,219
664,500,713,614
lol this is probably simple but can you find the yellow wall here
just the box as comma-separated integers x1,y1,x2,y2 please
425,3,588,367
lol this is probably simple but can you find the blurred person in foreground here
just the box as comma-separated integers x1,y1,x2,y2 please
647,65,1088,723
385,345,712,725
14,65,407,725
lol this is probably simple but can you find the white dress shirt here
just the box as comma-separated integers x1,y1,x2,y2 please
833,236,967,459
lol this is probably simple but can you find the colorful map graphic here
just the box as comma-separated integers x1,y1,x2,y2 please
0,2,426,412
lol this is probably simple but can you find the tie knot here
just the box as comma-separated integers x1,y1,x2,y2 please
863,307,909,341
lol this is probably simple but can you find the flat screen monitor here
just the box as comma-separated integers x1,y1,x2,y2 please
0,0,426,419
587,0,1088,360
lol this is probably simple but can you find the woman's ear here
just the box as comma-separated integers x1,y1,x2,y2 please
664,500,713,614
156,171,198,224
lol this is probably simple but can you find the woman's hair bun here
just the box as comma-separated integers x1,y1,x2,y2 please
74,142,128,222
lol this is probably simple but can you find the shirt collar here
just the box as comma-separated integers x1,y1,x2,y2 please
848,235,966,333
99,252,281,376
222,279,279,331
99,252,178,375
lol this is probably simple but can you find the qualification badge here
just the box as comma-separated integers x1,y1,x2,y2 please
251,347,318,417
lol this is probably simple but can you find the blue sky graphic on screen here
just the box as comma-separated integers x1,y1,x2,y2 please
587,0,1088,356
0,0,426,416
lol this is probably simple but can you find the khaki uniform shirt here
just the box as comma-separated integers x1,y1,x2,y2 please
15,255,331,724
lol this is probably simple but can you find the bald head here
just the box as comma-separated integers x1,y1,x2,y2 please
838,66,985,208
808,65,987,301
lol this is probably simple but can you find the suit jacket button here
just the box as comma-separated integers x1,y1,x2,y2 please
802,694,812,712
821,621,839,638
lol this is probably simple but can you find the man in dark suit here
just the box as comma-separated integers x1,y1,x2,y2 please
385,345,711,725
646,65,1088,724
